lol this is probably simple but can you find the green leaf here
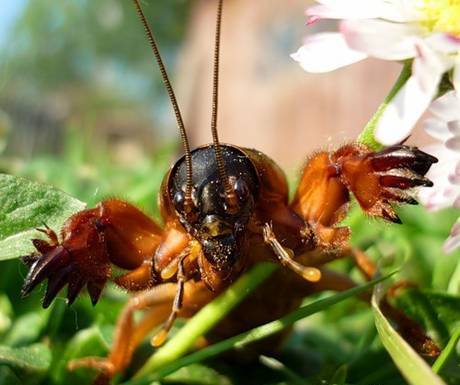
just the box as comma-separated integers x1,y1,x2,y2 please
0,295,13,335
0,173,85,260
423,291,460,335
52,325,110,385
0,343,51,373
372,284,446,385
393,288,450,347
3,311,49,347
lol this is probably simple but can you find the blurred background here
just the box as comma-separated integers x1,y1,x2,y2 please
0,0,422,200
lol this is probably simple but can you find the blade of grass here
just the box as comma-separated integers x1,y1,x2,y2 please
125,274,389,385
432,326,460,374
372,283,446,385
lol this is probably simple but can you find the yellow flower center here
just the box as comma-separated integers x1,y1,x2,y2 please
417,0,460,37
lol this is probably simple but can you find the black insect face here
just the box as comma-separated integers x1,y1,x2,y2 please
169,144,259,271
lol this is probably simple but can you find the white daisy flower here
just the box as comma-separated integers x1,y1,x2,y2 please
291,0,460,146
418,90,460,252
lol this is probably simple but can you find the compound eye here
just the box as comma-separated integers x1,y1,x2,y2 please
234,178,249,202
173,190,186,212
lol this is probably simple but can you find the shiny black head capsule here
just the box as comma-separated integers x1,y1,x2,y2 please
168,144,259,271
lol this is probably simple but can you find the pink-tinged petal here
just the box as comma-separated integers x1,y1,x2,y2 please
454,56,460,93
448,120,460,135
413,40,453,94
449,174,460,186
341,19,420,60
418,144,460,210
425,33,460,54
308,1,385,20
446,137,460,151
430,91,460,121
375,73,439,145
291,33,367,73
454,195,460,208
306,15,321,26
311,0,415,21
444,220,460,253
424,117,451,141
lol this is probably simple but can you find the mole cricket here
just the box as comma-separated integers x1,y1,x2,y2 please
20,0,439,383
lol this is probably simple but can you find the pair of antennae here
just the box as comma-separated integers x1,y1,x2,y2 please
132,0,234,210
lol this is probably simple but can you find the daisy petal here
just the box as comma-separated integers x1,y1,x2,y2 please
446,137,460,151
375,74,438,145
418,144,460,210
430,91,460,121
450,174,460,186
341,19,420,60
312,0,416,21
291,33,367,73
454,56,460,93
308,1,387,20
425,33,460,54
413,39,453,94
424,117,451,141
448,120,460,135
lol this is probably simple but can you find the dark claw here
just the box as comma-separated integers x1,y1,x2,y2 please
87,281,105,306
21,246,70,298
380,174,433,189
67,276,86,306
371,145,438,176
42,266,72,308
381,208,402,224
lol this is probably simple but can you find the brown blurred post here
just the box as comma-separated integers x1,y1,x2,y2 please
176,0,402,171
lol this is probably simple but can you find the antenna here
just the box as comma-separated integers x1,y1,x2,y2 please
210,0,237,208
132,0,194,214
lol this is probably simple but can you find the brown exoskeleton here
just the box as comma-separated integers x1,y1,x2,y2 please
20,0,439,383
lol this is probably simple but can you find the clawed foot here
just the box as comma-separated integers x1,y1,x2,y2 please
336,144,438,224
370,145,437,222
21,211,111,308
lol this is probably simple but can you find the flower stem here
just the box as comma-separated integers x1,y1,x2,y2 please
358,62,411,150
134,262,278,378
